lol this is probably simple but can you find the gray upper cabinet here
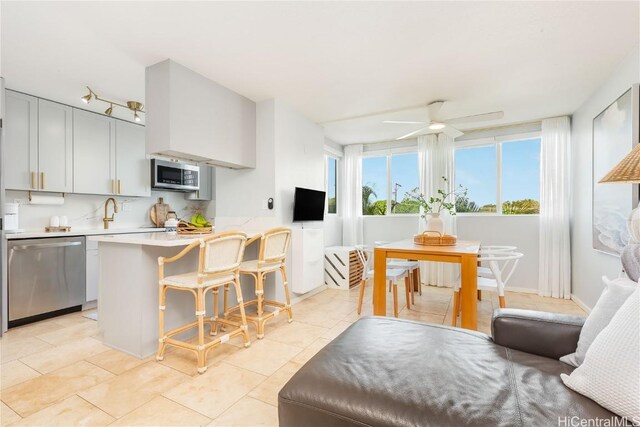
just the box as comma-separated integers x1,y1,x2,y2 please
186,165,215,201
4,91,38,191
115,120,150,197
37,99,73,193
73,109,115,195
4,91,72,192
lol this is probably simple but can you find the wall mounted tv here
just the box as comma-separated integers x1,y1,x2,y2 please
293,187,326,222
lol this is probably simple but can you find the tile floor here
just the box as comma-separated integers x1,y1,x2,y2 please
0,284,587,426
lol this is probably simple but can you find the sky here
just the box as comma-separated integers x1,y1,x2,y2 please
361,138,541,206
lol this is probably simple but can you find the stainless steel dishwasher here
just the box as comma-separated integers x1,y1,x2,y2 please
8,236,86,327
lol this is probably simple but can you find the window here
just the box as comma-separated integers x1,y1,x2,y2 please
362,152,419,215
362,156,388,215
391,153,420,214
455,138,540,215
326,156,338,214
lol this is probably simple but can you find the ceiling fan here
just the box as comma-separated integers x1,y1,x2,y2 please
384,101,504,140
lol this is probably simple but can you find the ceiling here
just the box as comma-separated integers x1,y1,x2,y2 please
1,1,638,144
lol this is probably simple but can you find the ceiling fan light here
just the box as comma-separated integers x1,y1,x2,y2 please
429,122,446,130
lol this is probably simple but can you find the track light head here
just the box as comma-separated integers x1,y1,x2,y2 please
105,105,113,116
133,111,141,122
81,93,92,104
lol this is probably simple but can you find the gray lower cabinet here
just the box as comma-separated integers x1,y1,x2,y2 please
4,91,72,192
186,164,215,201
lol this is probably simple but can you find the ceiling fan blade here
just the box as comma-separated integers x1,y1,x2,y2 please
442,125,464,139
383,120,427,124
444,111,504,125
396,126,429,140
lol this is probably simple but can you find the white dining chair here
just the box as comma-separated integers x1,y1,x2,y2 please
355,246,411,318
478,245,517,278
374,241,421,301
451,251,524,326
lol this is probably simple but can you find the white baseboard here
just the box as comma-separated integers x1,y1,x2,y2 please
291,284,328,305
570,294,592,314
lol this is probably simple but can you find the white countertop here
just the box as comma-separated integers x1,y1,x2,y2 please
88,231,210,247
3,227,165,240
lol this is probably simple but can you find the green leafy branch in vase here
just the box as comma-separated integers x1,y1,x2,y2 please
407,177,468,219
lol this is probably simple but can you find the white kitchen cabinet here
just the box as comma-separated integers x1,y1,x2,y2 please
37,99,73,193
4,92,72,192
4,90,38,191
73,109,115,195
186,165,215,201
74,109,149,197
86,238,99,302
291,228,325,294
115,120,150,197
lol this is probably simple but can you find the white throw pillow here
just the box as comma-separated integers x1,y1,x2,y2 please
561,289,640,421
560,276,636,367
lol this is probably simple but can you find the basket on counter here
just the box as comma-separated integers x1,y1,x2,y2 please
176,220,214,235
414,231,457,246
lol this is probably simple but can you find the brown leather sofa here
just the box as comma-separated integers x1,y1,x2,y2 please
279,310,619,426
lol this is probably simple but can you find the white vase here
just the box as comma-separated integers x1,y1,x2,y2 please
425,213,444,235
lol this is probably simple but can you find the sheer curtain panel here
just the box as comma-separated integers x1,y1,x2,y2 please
342,144,363,246
538,116,571,299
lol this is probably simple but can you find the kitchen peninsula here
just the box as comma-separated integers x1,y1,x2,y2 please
90,231,260,358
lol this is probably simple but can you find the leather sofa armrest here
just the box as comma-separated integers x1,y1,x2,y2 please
491,308,586,359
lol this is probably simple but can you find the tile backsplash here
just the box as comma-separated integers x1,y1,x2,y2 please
5,190,214,231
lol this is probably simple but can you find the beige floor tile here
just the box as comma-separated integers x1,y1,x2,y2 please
319,320,353,340
1,402,21,427
405,297,450,316
79,361,188,418
10,395,114,426
291,338,331,365
1,322,64,341
160,342,240,376
86,349,148,375
163,362,266,419
291,310,343,328
2,361,113,417
48,312,96,328
398,309,445,325
36,322,100,346
110,396,211,426
20,337,109,374
247,361,301,407
0,337,54,364
0,360,41,390
266,322,329,348
223,339,302,376
209,396,278,427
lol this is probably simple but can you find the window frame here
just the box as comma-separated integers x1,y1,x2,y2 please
325,155,339,215
361,149,420,217
455,132,541,216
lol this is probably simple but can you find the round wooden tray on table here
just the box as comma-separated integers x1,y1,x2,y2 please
414,231,457,246
176,220,213,235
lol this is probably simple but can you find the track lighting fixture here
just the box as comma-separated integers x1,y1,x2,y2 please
80,86,144,122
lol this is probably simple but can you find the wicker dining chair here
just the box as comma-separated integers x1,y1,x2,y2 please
156,231,250,374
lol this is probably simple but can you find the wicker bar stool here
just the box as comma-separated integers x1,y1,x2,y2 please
226,227,292,339
156,231,250,374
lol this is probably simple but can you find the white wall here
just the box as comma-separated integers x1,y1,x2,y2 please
5,189,213,231
571,48,640,309
363,214,540,291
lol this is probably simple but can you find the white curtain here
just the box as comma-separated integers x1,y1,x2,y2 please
342,144,363,246
538,116,571,299
417,133,459,287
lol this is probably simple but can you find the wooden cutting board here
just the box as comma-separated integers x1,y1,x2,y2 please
150,197,171,227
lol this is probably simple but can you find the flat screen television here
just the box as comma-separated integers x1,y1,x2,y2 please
293,187,326,222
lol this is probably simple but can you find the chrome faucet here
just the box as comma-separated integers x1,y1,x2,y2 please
103,197,119,229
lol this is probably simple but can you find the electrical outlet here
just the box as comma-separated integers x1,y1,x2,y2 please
13,199,27,205
121,201,131,212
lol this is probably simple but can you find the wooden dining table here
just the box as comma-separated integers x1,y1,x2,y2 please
373,240,481,330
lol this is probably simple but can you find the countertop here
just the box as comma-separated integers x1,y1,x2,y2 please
3,227,166,240
88,232,211,247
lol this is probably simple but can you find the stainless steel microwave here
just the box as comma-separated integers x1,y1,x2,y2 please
151,159,200,192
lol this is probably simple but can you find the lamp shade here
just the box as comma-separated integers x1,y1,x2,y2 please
599,143,640,183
